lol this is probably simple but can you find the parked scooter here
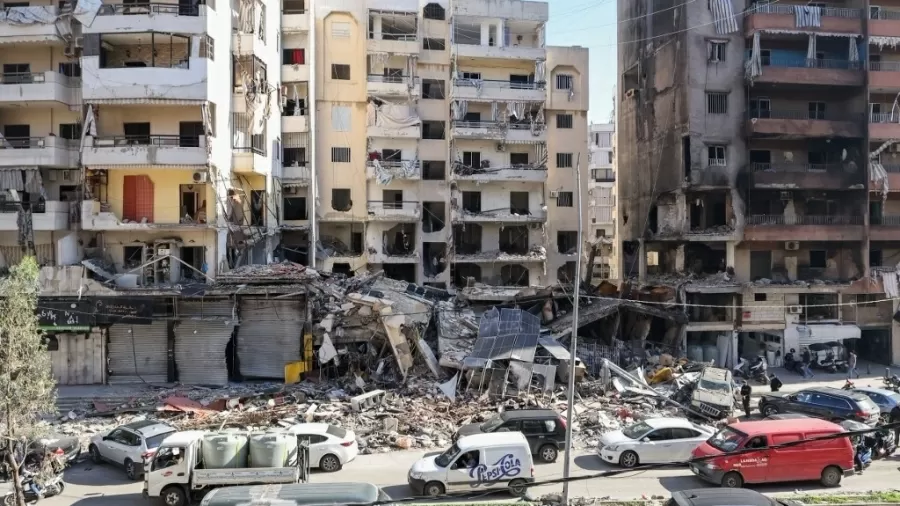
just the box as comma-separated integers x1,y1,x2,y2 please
883,368,900,392
829,351,849,373
813,352,838,374
734,356,769,385
2,472,65,506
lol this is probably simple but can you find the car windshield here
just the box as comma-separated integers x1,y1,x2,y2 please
326,425,348,439
145,430,176,449
698,379,730,392
434,443,461,468
480,415,504,432
707,427,746,452
622,422,653,440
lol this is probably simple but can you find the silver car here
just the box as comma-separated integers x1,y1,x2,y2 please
89,420,176,480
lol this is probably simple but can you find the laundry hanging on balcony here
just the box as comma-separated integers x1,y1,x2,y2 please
291,84,303,116
795,5,821,28
80,105,97,153
367,100,421,128
870,160,890,198
871,36,900,49
745,32,762,82
849,37,860,62
535,59,546,84
709,0,738,34
451,100,467,121
0,168,42,194
806,34,817,64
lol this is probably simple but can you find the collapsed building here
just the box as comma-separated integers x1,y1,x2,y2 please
617,0,900,366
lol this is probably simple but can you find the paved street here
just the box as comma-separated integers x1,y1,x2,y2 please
7,448,899,506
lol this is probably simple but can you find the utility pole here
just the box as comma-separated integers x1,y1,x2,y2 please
562,152,584,503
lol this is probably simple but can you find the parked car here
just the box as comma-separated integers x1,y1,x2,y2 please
453,409,566,463
853,387,900,421
765,413,810,420
89,420,177,480
690,418,854,488
29,434,80,467
757,386,880,425
667,488,801,506
597,418,715,468
689,367,735,419
286,423,358,472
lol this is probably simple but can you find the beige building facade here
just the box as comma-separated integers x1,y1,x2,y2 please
588,122,616,283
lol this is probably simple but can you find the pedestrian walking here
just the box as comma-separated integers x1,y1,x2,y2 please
740,381,753,417
801,348,814,379
848,350,860,379
769,373,782,392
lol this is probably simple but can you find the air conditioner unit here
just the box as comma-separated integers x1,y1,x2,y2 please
785,241,800,251
788,306,803,314
73,36,84,48
550,190,559,198
779,191,792,200
192,171,208,183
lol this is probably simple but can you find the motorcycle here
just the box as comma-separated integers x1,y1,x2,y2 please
2,473,65,506
812,352,837,374
735,357,769,385
828,351,849,373
869,428,898,459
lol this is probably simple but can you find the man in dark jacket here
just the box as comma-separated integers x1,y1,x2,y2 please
801,348,814,379
769,373,783,392
740,381,753,417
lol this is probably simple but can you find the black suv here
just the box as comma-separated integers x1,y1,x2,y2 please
758,386,880,424
453,409,566,463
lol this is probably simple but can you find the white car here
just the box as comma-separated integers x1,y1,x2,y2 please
287,423,358,472
89,420,177,480
597,417,714,468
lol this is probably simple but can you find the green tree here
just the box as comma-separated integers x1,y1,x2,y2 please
0,256,55,506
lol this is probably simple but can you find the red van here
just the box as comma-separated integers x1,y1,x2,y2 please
689,418,854,488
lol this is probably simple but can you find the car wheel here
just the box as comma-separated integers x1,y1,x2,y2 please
423,481,445,497
762,404,779,417
89,444,102,464
538,445,558,463
721,471,744,488
124,458,138,480
821,466,842,487
162,486,188,506
508,478,528,497
619,450,639,468
319,454,342,473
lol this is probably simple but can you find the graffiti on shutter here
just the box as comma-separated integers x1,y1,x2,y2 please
238,298,305,379
107,321,169,384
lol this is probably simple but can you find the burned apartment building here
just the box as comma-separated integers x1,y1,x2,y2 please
617,0,900,364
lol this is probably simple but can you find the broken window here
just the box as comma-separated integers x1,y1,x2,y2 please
250,190,265,226
123,245,143,269
331,189,351,211
499,226,528,254
557,262,577,283
708,145,726,166
423,201,445,232
462,191,481,213
557,231,577,254
423,242,447,277
422,79,445,99
423,38,446,50
749,250,772,281
809,250,827,269
179,184,207,223
509,192,529,215
708,40,726,62
556,191,573,207
422,161,446,180
422,121,445,139
510,152,529,166
382,189,403,209
383,224,415,255
501,264,529,286
556,153,573,168
423,2,445,20
706,92,728,114
383,264,416,283
181,246,205,280
871,249,884,268
452,263,481,287
283,197,307,220
331,64,350,80
453,224,482,254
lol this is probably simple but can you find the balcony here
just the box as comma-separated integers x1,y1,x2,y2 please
367,123,421,139
453,42,545,61
281,10,309,33
84,3,209,35
869,61,900,91
750,57,862,87
746,110,863,139
367,34,419,55
0,137,78,168
368,12,419,54
744,3,862,36
366,160,422,181
870,8,900,37
451,208,547,223
451,79,546,103
282,63,310,82
80,200,212,231
452,163,548,182
82,136,207,169
591,168,615,183
82,56,209,103
282,165,310,184
453,249,547,264
0,72,81,106
870,215,900,240
0,6,64,44
367,75,421,97
0,201,69,231
366,201,421,222
451,121,547,143
232,149,266,173
744,214,864,241
282,115,309,133
749,162,853,190
870,164,900,191
869,111,900,140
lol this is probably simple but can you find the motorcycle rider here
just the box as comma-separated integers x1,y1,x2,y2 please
19,467,42,499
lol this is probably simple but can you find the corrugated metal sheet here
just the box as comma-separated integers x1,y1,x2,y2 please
108,321,169,384
175,300,234,386
237,298,305,379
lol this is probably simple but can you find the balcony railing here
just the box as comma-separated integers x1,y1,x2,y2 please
367,75,417,85
872,8,900,20
747,215,863,225
97,2,200,15
748,110,859,122
453,120,545,130
367,201,420,212
0,72,77,86
453,79,546,90
93,135,199,147
754,3,861,18
759,56,861,70
368,31,417,41
591,168,615,181
870,110,900,123
367,160,421,170
750,162,839,172
870,61,900,72
0,137,69,149
872,215,900,225
881,164,900,173
0,201,45,213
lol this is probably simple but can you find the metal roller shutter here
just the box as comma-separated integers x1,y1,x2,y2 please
107,321,169,384
237,298,305,379
175,300,234,386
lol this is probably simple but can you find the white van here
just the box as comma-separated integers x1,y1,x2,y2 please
407,432,534,497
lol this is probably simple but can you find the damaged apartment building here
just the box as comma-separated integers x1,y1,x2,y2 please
617,0,900,365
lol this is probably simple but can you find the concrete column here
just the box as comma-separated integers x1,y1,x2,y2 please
726,241,736,270
496,19,505,47
638,239,647,281
480,22,490,46
675,244,686,272
373,15,383,40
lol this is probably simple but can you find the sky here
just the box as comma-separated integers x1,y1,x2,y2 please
546,0,616,125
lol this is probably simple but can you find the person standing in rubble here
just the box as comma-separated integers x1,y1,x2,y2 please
740,381,753,418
